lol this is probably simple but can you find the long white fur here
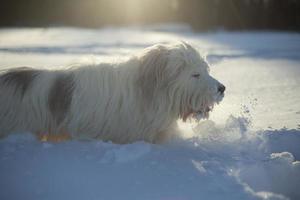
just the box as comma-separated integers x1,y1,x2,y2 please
0,42,224,143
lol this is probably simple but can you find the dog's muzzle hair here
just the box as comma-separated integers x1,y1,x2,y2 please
0,42,225,143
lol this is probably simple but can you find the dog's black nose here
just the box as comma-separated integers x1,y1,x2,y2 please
218,84,226,94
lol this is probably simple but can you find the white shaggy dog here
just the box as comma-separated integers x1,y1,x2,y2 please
0,42,225,143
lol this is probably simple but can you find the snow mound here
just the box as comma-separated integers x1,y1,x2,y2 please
1,115,299,200
100,142,151,164
190,116,300,200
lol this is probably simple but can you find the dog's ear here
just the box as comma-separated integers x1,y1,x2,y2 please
137,45,169,101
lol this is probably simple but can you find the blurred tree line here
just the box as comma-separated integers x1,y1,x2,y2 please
0,0,299,31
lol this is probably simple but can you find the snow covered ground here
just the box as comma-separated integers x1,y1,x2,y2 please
0,25,300,200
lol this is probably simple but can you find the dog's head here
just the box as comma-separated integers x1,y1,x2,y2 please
137,42,225,121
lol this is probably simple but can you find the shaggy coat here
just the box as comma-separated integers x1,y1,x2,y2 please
0,42,225,143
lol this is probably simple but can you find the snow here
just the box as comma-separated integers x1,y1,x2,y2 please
0,25,300,200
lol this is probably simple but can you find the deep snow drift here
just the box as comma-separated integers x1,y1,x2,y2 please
0,26,300,200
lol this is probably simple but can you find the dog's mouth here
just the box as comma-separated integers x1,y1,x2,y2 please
182,105,213,122
181,90,225,122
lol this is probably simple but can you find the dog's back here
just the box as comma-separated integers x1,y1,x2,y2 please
0,67,74,137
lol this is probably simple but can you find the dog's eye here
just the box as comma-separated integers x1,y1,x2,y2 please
192,73,200,78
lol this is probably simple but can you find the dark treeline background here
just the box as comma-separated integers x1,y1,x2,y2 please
0,0,299,31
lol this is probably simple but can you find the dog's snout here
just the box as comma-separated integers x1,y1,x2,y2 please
218,84,226,94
